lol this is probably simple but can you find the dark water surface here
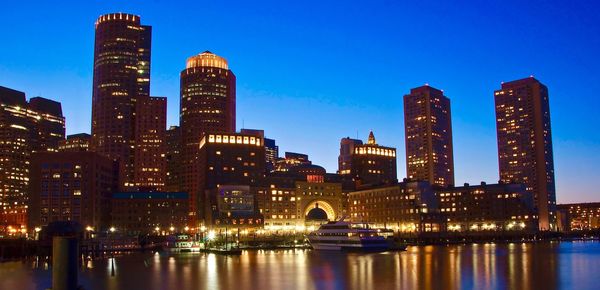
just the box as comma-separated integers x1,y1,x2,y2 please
1,241,599,290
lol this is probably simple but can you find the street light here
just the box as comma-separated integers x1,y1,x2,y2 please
108,226,116,254
207,230,216,241
169,226,175,232
86,226,94,239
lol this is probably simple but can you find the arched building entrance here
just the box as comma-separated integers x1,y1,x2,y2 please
304,201,336,221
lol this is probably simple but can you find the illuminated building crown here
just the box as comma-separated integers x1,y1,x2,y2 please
367,131,376,145
186,51,229,69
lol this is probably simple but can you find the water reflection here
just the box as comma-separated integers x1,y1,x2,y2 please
0,242,599,290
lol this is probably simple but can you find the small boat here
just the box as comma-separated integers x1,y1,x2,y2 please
307,219,403,251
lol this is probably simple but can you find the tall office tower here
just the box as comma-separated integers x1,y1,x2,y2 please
494,77,556,231
404,85,454,187
91,13,152,189
165,126,182,192
0,86,65,228
338,137,363,175
347,131,397,187
133,97,166,190
180,51,236,222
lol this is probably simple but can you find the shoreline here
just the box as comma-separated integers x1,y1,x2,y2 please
1,233,599,262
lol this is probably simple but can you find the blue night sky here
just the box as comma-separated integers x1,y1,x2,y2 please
1,1,599,203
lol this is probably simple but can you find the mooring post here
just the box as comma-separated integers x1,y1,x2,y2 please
51,236,78,290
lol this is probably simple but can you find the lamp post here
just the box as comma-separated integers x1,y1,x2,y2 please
85,226,94,240
34,227,41,240
109,227,115,254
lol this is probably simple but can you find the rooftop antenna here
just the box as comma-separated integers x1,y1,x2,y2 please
242,118,245,130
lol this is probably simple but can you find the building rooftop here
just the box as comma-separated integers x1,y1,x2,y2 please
186,51,229,70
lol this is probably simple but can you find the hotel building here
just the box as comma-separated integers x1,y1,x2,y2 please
256,171,345,232
349,181,442,233
404,85,454,187
436,182,537,233
495,77,557,230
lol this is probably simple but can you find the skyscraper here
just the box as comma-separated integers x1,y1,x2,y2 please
494,77,556,230
180,51,236,222
0,86,65,228
91,13,152,189
133,96,166,190
404,85,454,187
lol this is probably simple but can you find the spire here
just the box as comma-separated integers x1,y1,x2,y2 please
367,131,376,145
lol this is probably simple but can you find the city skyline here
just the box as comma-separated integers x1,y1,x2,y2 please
1,1,599,203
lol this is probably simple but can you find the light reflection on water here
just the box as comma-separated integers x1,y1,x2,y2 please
1,241,599,290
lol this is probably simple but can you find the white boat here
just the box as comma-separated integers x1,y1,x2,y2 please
307,220,400,251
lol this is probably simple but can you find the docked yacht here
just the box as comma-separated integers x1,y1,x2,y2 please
307,220,400,251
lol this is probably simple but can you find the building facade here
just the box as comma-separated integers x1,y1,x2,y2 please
338,137,363,175
256,175,298,231
111,192,189,235
349,181,442,233
436,182,537,233
494,77,557,230
404,85,454,187
240,129,278,171
180,51,236,223
133,96,166,190
206,185,263,228
91,13,162,190
28,151,118,232
59,133,91,152
274,152,312,172
198,132,266,225
256,173,345,232
0,86,65,228
557,203,600,231
165,126,182,192
348,131,397,188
